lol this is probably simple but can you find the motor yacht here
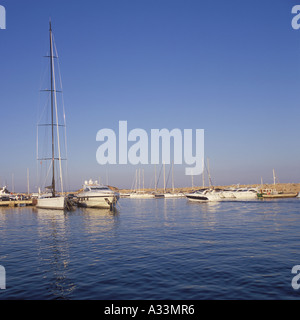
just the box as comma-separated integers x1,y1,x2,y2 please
77,180,119,209
0,186,12,201
186,188,222,202
232,187,258,200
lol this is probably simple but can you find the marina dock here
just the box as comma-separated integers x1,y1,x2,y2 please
0,200,34,207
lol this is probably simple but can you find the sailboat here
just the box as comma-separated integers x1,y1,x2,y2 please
36,21,68,210
163,162,185,198
128,169,155,198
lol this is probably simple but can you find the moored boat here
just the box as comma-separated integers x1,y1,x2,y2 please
36,194,66,210
128,191,155,199
36,21,69,210
261,193,298,199
231,187,258,200
257,189,298,199
163,192,185,198
186,188,222,202
77,180,119,209
219,188,236,199
0,186,13,201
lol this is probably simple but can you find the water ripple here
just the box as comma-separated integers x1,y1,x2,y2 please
1,198,300,299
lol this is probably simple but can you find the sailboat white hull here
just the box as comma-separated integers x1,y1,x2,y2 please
164,193,185,198
129,193,155,199
36,196,66,210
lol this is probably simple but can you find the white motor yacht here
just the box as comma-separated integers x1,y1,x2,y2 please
77,180,119,209
219,188,236,199
0,186,12,201
232,187,258,200
186,189,222,202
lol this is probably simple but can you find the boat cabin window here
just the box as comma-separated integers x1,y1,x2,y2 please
91,187,109,191
84,186,110,191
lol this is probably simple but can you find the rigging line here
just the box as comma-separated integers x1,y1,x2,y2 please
148,174,154,190
37,56,49,124
166,164,172,189
156,164,163,189
130,170,136,192
37,92,51,126
39,160,53,191
51,32,64,194
54,34,70,191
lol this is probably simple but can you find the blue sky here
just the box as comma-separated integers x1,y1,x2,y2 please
0,0,300,191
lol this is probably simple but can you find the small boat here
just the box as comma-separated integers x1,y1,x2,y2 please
186,188,222,202
257,170,299,199
261,193,298,199
77,180,119,209
257,189,298,199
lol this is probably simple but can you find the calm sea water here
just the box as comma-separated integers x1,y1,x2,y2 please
1,197,300,300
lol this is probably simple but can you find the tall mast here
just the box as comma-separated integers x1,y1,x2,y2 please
172,161,174,192
202,157,205,187
163,161,166,193
207,158,212,187
27,168,30,195
49,21,55,197
143,169,144,191
154,164,157,192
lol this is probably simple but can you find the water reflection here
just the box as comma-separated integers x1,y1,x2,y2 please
31,207,121,299
186,199,221,213
33,208,75,299
78,207,120,237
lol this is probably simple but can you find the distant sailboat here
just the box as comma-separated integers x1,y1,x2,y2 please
36,21,68,210
163,162,185,198
129,169,155,198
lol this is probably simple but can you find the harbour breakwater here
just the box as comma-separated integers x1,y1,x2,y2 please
118,183,300,195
